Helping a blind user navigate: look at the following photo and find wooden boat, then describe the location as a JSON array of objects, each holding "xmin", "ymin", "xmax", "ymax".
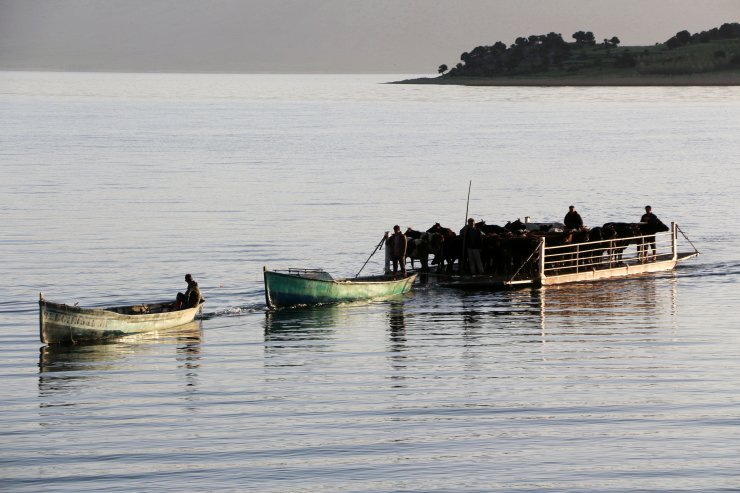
[
  {"xmin": 39, "ymin": 293, "xmax": 204, "ymax": 344},
  {"xmin": 263, "ymin": 267, "xmax": 417, "ymax": 309}
]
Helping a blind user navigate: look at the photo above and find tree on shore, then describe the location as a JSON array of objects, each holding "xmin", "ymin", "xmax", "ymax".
[
  {"xmin": 439, "ymin": 23, "xmax": 740, "ymax": 78},
  {"xmin": 572, "ymin": 31, "xmax": 596, "ymax": 46},
  {"xmin": 666, "ymin": 23, "xmax": 740, "ymax": 48}
]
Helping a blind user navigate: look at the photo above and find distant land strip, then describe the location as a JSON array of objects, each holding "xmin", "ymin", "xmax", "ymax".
[
  {"xmin": 395, "ymin": 23, "xmax": 740, "ymax": 86},
  {"xmin": 394, "ymin": 73, "xmax": 740, "ymax": 86}
]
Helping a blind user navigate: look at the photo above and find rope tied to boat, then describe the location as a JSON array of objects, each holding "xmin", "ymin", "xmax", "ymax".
[
  {"xmin": 676, "ymin": 224, "xmax": 700, "ymax": 254},
  {"xmin": 356, "ymin": 233, "xmax": 389, "ymax": 278},
  {"xmin": 507, "ymin": 240, "xmax": 543, "ymax": 284}
]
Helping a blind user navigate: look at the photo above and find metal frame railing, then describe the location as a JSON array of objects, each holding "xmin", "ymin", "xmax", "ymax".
[
  {"xmin": 272, "ymin": 268, "xmax": 334, "ymax": 280},
  {"xmin": 540, "ymin": 223, "xmax": 677, "ymax": 278}
]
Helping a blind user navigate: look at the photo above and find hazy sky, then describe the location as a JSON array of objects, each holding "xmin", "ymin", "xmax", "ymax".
[{"xmin": 1, "ymin": 0, "xmax": 738, "ymax": 73}]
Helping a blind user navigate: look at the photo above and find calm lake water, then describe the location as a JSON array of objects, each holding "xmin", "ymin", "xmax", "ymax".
[{"xmin": 2, "ymin": 72, "xmax": 740, "ymax": 492}]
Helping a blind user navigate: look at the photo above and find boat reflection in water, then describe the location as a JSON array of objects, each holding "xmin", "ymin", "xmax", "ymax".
[
  {"xmin": 38, "ymin": 321, "xmax": 203, "ymax": 403},
  {"xmin": 536, "ymin": 273, "xmax": 678, "ymax": 339},
  {"xmin": 387, "ymin": 301, "xmax": 406, "ymax": 349},
  {"xmin": 386, "ymin": 301, "xmax": 408, "ymax": 385},
  {"xmin": 262, "ymin": 305, "xmax": 351, "ymax": 372},
  {"xmin": 263, "ymin": 305, "xmax": 348, "ymax": 339}
]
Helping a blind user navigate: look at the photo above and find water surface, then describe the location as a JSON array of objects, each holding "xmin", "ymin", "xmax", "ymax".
[{"xmin": 2, "ymin": 72, "xmax": 740, "ymax": 492}]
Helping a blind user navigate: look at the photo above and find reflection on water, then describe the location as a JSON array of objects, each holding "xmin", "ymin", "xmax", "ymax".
[
  {"xmin": 1, "ymin": 72, "xmax": 737, "ymax": 492},
  {"xmin": 39, "ymin": 321, "xmax": 202, "ymax": 370},
  {"xmin": 387, "ymin": 301, "xmax": 407, "ymax": 382},
  {"xmin": 38, "ymin": 321, "xmax": 202, "ymax": 407},
  {"xmin": 537, "ymin": 275, "xmax": 677, "ymax": 342},
  {"xmin": 387, "ymin": 301, "xmax": 406, "ymax": 350},
  {"xmin": 262, "ymin": 305, "xmax": 347, "ymax": 369},
  {"xmin": 263, "ymin": 305, "xmax": 347, "ymax": 340},
  {"xmin": 259, "ymin": 277, "xmax": 680, "ymax": 360}
]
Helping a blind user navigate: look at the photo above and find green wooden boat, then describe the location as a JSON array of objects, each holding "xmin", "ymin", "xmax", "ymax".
[{"xmin": 263, "ymin": 267, "xmax": 417, "ymax": 309}]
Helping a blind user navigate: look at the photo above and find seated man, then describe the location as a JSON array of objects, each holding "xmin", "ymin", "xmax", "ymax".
[{"xmin": 175, "ymin": 274, "xmax": 201, "ymax": 309}]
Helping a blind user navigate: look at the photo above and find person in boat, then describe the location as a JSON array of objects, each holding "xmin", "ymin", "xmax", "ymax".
[
  {"xmin": 175, "ymin": 274, "xmax": 201, "ymax": 309},
  {"xmin": 460, "ymin": 218, "xmax": 485, "ymax": 274},
  {"xmin": 564, "ymin": 205, "xmax": 584, "ymax": 230},
  {"xmin": 386, "ymin": 225, "xmax": 407, "ymax": 277},
  {"xmin": 640, "ymin": 205, "xmax": 660, "ymax": 261}
]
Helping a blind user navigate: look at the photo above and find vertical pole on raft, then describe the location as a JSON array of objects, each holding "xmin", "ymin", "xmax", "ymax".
[
  {"xmin": 461, "ymin": 180, "xmax": 472, "ymax": 274},
  {"xmin": 263, "ymin": 266, "xmax": 273, "ymax": 309},
  {"xmin": 539, "ymin": 237, "xmax": 546, "ymax": 285},
  {"xmin": 671, "ymin": 222, "xmax": 677, "ymax": 261},
  {"xmin": 39, "ymin": 292, "xmax": 45, "ymax": 343}
]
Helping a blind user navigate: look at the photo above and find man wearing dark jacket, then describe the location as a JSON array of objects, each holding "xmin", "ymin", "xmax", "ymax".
[
  {"xmin": 460, "ymin": 218, "xmax": 485, "ymax": 274},
  {"xmin": 176, "ymin": 274, "xmax": 201, "ymax": 309},
  {"xmin": 564, "ymin": 205, "xmax": 584, "ymax": 230},
  {"xmin": 387, "ymin": 225, "xmax": 407, "ymax": 276},
  {"xmin": 640, "ymin": 205, "xmax": 661, "ymax": 261}
]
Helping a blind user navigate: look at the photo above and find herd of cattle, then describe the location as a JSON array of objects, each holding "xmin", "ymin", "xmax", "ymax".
[{"xmin": 397, "ymin": 218, "xmax": 670, "ymax": 277}]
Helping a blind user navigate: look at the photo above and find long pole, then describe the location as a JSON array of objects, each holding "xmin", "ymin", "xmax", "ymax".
[
  {"xmin": 356, "ymin": 233, "xmax": 388, "ymax": 277},
  {"xmin": 464, "ymin": 180, "xmax": 471, "ymax": 226},
  {"xmin": 461, "ymin": 180, "xmax": 472, "ymax": 274}
]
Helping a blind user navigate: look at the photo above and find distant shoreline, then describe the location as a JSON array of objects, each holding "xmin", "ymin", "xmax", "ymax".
[{"xmin": 393, "ymin": 72, "xmax": 740, "ymax": 86}]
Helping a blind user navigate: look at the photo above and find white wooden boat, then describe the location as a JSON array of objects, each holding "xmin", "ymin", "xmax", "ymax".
[{"xmin": 39, "ymin": 293, "xmax": 204, "ymax": 344}]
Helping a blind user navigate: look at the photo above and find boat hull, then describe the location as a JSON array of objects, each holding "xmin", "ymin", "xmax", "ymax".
[
  {"xmin": 539, "ymin": 253, "xmax": 696, "ymax": 286},
  {"xmin": 264, "ymin": 269, "xmax": 417, "ymax": 308},
  {"xmin": 39, "ymin": 298, "xmax": 204, "ymax": 344}
]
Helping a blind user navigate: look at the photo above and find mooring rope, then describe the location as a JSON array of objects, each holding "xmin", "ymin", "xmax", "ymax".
[
  {"xmin": 676, "ymin": 225, "xmax": 700, "ymax": 254},
  {"xmin": 508, "ymin": 241, "xmax": 542, "ymax": 283}
]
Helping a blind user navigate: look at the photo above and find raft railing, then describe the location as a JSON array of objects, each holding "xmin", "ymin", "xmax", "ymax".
[{"xmin": 539, "ymin": 223, "xmax": 678, "ymax": 278}]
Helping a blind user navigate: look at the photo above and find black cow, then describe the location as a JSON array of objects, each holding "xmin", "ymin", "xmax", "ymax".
[
  {"xmin": 404, "ymin": 228, "xmax": 443, "ymax": 271},
  {"xmin": 535, "ymin": 230, "xmax": 577, "ymax": 274},
  {"xmin": 440, "ymin": 235, "xmax": 463, "ymax": 273},
  {"xmin": 637, "ymin": 219, "xmax": 669, "ymax": 260},
  {"xmin": 425, "ymin": 223, "xmax": 459, "ymax": 272},
  {"xmin": 476, "ymin": 221, "xmax": 510, "ymax": 236},
  {"xmin": 603, "ymin": 222, "xmax": 641, "ymax": 264},
  {"xmin": 504, "ymin": 219, "xmax": 527, "ymax": 233},
  {"xmin": 502, "ymin": 235, "xmax": 541, "ymax": 278},
  {"xmin": 404, "ymin": 227, "xmax": 424, "ymax": 240},
  {"xmin": 584, "ymin": 225, "xmax": 617, "ymax": 268},
  {"xmin": 426, "ymin": 222, "xmax": 455, "ymax": 237},
  {"xmin": 479, "ymin": 233, "xmax": 509, "ymax": 275}
]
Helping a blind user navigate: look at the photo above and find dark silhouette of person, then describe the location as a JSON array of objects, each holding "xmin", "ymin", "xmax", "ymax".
[
  {"xmin": 460, "ymin": 218, "xmax": 485, "ymax": 274},
  {"xmin": 564, "ymin": 205, "xmax": 584, "ymax": 230},
  {"xmin": 640, "ymin": 205, "xmax": 660, "ymax": 260},
  {"xmin": 175, "ymin": 274, "xmax": 201, "ymax": 309},
  {"xmin": 387, "ymin": 225, "xmax": 407, "ymax": 276}
]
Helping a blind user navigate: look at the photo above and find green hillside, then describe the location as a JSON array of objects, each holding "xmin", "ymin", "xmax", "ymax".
[{"xmin": 428, "ymin": 23, "xmax": 740, "ymax": 83}]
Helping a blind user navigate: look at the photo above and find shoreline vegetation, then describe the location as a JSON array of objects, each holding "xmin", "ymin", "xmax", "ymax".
[{"xmin": 394, "ymin": 23, "xmax": 740, "ymax": 86}]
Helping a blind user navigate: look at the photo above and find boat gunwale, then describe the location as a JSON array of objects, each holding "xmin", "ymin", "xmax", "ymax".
[
  {"xmin": 40, "ymin": 299, "xmax": 205, "ymax": 321},
  {"xmin": 265, "ymin": 269, "xmax": 417, "ymax": 286},
  {"xmin": 39, "ymin": 296, "xmax": 205, "ymax": 344},
  {"xmin": 263, "ymin": 268, "xmax": 417, "ymax": 309}
]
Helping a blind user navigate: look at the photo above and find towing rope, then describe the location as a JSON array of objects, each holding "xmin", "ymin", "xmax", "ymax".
[
  {"xmin": 676, "ymin": 225, "xmax": 700, "ymax": 255},
  {"xmin": 507, "ymin": 240, "xmax": 542, "ymax": 284}
]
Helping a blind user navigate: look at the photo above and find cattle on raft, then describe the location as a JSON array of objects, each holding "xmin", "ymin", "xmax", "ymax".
[{"xmin": 397, "ymin": 217, "xmax": 672, "ymax": 277}]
